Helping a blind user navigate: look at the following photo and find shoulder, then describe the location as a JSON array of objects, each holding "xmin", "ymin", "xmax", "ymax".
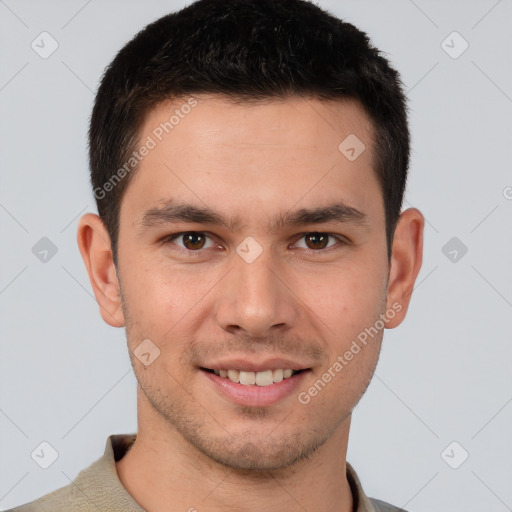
[
  {"xmin": 370, "ymin": 497, "xmax": 409, "ymax": 512},
  {"xmin": 5, "ymin": 434, "xmax": 141, "ymax": 512},
  {"xmin": 4, "ymin": 481, "xmax": 95, "ymax": 512},
  {"xmin": 346, "ymin": 462, "xmax": 408, "ymax": 512}
]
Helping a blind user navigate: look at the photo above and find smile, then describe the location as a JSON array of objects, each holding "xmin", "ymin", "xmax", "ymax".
[
  {"xmin": 202, "ymin": 368, "xmax": 303, "ymax": 386},
  {"xmin": 200, "ymin": 367, "xmax": 310, "ymax": 407}
]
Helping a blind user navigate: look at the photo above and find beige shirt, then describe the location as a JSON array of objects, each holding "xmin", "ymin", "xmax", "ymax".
[{"xmin": 7, "ymin": 434, "xmax": 407, "ymax": 512}]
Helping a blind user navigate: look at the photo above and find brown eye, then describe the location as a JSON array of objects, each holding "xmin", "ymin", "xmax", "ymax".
[
  {"xmin": 165, "ymin": 231, "xmax": 215, "ymax": 251},
  {"xmin": 181, "ymin": 232, "xmax": 206, "ymax": 250},
  {"xmin": 304, "ymin": 233, "xmax": 330, "ymax": 250}
]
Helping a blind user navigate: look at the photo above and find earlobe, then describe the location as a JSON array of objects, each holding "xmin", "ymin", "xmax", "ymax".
[
  {"xmin": 77, "ymin": 213, "xmax": 125, "ymax": 328},
  {"xmin": 385, "ymin": 208, "xmax": 424, "ymax": 329}
]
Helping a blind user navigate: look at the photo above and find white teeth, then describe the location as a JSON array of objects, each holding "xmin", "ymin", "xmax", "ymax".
[
  {"xmin": 214, "ymin": 368, "xmax": 299, "ymax": 386},
  {"xmin": 273, "ymin": 369, "xmax": 284, "ymax": 382},
  {"xmin": 227, "ymin": 369, "xmax": 240, "ymax": 383},
  {"xmin": 239, "ymin": 371, "xmax": 256, "ymax": 385},
  {"xmin": 255, "ymin": 370, "xmax": 273, "ymax": 386}
]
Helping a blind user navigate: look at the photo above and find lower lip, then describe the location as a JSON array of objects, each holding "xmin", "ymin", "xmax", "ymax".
[{"xmin": 201, "ymin": 369, "xmax": 309, "ymax": 407}]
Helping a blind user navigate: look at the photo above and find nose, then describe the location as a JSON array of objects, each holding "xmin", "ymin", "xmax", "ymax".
[{"xmin": 214, "ymin": 246, "xmax": 299, "ymax": 338}]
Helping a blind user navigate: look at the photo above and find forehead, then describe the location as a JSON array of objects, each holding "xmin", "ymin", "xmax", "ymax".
[
  {"xmin": 122, "ymin": 95, "xmax": 382, "ymax": 228},
  {"xmin": 141, "ymin": 94, "xmax": 375, "ymax": 156}
]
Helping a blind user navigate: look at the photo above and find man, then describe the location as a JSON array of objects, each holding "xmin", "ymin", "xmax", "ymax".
[{"xmin": 9, "ymin": 0, "xmax": 424, "ymax": 510}]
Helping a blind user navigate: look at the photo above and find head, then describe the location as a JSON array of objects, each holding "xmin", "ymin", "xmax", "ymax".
[
  {"xmin": 89, "ymin": 0, "xmax": 410, "ymax": 264},
  {"xmin": 78, "ymin": 0, "xmax": 423, "ymax": 472}
]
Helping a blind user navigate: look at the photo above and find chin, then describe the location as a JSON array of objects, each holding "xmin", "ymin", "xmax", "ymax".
[{"xmin": 190, "ymin": 431, "xmax": 328, "ymax": 472}]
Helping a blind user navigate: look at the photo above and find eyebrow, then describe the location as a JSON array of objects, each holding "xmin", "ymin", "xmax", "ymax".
[{"xmin": 138, "ymin": 200, "xmax": 368, "ymax": 232}]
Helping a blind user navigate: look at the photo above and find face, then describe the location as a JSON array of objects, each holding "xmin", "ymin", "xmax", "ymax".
[{"xmin": 93, "ymin": 96, "xmax": 403, "ymax": 470}]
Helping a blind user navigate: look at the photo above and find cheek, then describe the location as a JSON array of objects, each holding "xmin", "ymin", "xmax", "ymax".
[
  {"xmin": 313, "ymin": 264, "xmax": 386, "ymax": 401},
  {"xmin": 303, "ymin": 263, "xmax": 386, "ymax": 342},
  {"xmin": 119, "ymin": 254, "xmax": 173, "ymax": 332},
  {"xmin": 120, "ymin": 254, "xmax": 217, "ymax": 341}
]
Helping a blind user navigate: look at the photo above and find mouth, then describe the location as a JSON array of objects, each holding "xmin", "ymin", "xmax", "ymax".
[
  {"xmin": 199, "ymin": 364, "xmax": 311, "ymax": 407},
  {"xmin": 200, "ymin": 367, "xmax": 306, "ymax": 386}
]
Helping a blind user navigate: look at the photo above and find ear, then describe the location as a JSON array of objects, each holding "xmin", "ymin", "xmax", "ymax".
[
  {"xmin": 77, "ymin": 213, "xmax": 125, "ymax": 328},
  {"xmin": 385, "ymin": 207, "xmax": 424, "ymax": 328}
]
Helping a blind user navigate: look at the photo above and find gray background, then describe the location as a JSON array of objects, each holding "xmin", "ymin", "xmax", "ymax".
[{"xmin": 1, "ymin": 0, "xmax": 511, "ymax": 510}]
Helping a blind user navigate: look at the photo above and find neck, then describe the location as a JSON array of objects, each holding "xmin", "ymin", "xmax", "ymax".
[{"xmin": 115, "ymin": 391, "xmax": 354, "ymax": 512}]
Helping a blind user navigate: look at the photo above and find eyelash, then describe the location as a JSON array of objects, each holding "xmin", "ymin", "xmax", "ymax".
[{"xmin": 161, "ymin": 231, "xmax": 349, "ymax": 255}]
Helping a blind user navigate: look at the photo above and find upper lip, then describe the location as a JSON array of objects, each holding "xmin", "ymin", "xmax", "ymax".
[{"xmin": 200, "ymin": 357, "xmax": 311, "ymax": 372}]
